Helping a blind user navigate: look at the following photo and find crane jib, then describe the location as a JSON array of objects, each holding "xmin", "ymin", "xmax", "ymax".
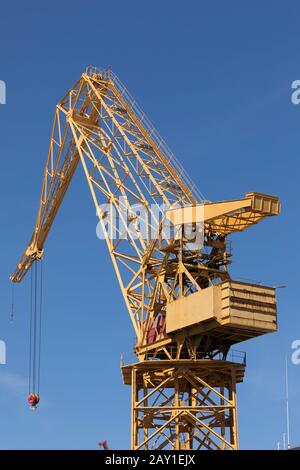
[{"xmin": 10, "ymin": 67, "xmax": 281, "ymax": 449}]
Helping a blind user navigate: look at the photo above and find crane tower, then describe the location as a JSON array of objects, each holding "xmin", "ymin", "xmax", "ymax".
[{"xmin": 11, "ymin": 67, "xmax": 280, "ymax": 450}]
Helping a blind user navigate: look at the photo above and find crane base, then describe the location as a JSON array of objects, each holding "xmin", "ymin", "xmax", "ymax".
[{"xmin": 121, "ymin": 359, "xmax": 245, "ymax": 450}]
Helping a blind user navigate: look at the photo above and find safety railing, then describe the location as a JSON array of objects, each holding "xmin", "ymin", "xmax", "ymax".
[{"xmin": 121, "ymin": 348, "xmax": 246, "ymax": 366}]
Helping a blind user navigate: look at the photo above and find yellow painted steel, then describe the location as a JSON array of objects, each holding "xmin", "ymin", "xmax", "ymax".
[{"xmin": 10, "ymin": 67, "xmax": 281, "ymax": 450}]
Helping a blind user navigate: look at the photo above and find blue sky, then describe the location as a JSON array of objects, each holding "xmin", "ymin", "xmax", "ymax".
[{"xmin": 0, "ymin": 0, "xmax": 299, "ymax": 450}]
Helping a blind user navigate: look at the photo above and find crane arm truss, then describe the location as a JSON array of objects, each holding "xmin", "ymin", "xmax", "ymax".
[
  {"xmin": 10, "ymin": 67, "xmax": 202, "ymax": 340},
  {"xmin": 10, "ymin": 67, "xmax": 281, "ymax": 450},
  {"xmin": 10, "ymin": 67, "xmax": 280, "ymax": 359}
]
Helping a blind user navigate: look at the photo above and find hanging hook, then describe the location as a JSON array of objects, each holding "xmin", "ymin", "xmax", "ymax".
[{"xmin": 28, "ymin": 392, "xmax": 40, "ymax": 410}]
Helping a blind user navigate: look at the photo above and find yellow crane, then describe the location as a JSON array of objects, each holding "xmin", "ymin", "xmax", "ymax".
[{"xmin": 11, "ymin": 67, "xmax": 281, "ymax": 450}]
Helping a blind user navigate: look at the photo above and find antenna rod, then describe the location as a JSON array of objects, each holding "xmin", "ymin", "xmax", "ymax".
[{"xmin": 285, "ymin": 356, "xmax": 291, "ymax": 449}]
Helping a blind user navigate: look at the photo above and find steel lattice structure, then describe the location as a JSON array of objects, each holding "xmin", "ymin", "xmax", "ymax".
[
  {"xmin": 11, "ymin": 67, "xmax": 280, "ymax": 449},
  {"xmin": 122, "ymin": 359, "xmax": 243, "ymax": 450}
]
